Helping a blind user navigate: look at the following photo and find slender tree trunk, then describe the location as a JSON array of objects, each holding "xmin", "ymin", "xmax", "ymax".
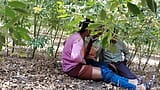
[
  {"xmin": 6, "ymin": 38, "xmax": 9, "ymax": 56},
  {"xmin": 128, "ymin": 45, "xmax": 139, "ymax": 67},
  {"xmin": 51, "ymin": 25, "xmax": 59, "ymax": 56},
  {"xmin": 54, "ymin": 29, "xmax": 64, "ymax": 58},
  {"xmin": 52, "ymin": 26, "xmax": 59, "ymax": 45},
  {"xmin": 11, "ymin": 41, "xmax": 15, "ymax": 53},
  {"xmin": 143, "ymin": 43, "xmax": 155, "ymax": 70},
  {"xmin": 31, "ymin": 14, "xmax": 38, "ymax": 59},
  {"xmin": 33, "ymin": 14, "xmax": 37, "ymax": 38},
  {"xmin": 31, "ymin": 47, "xmax": 37, "ymax": 59},
  {"xmin": 37, "ymin": 20, "xmax": 42, "ymax": 38},
  {"xmin": 137, "ymin": 46, "xmax": 143, "ymax": 71}
]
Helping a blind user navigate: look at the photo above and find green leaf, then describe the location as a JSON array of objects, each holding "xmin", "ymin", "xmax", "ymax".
[
  {"xmin": 12, "ymin": 31, "xmax": 21, "ymax": 41},
  {"xmin": 102, "ymin": 32, "xmax": 112, "ymax": 48},
  {"xmin": 102, "ymin": 35, "xmax": 108, "ymax": 48},
  {"xmin": 146, "ymin": 0, "xmax": 157, "ymax": 13},
  {"xmin": 57, "ymin": 1, "xmax": 64, "ymax": 7},
  {"xmin": 5, "ymin": 6, "xmax": 15, "ymax": 18},
  {"xmin": 141, "ymin": 0, "xmax": 147, "ymax": 6},
  {"xmin": 88, "ymin": 23, "xmax": 102, "ymax": 30},
  {"xmin": 13, "ymin": 8, "xmax": 30, "ymax": 15},
  {"xmin": 109, "ymin": 43, "xmax": 117, "ymax": 53},
  {"xmin": 4, "ymin": 17, "xmax": 20, "ymax": 27},
  {"xmin": 127, "ymin": 2, "xmax": 140, "ymax": 15},
  {"xmin": 130, "ymin": 31, "xmax": 142, "ymax": 36},
  {"xmin": 87, "ymin": 0, "xmax": 94, "ymax": 7},
  {"xmin": 110, "ymin": 1, "xmax": 119, "ymax": 11},
  {"xmin": 100, "ymin": 9, "xmax": 106, "ymax": 20},
  {"xmin": 57, "ymin": 14, "xmax": 69, "ymax": 18},
  {"xmin": 16, "ymin": 27, "xmax": 31, "ymax": 40},
  {"xmin": 0, "ymin": 7, "xmax": 5, "ymax": 15},
  {"xmin": 8, "ymin": 1, "xmax": 26, "ymax": 8}
]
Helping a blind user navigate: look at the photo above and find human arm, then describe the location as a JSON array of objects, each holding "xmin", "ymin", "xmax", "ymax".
[{"xmin": 71, "ymin": 38, "xmax": 85, "ymax": 64}]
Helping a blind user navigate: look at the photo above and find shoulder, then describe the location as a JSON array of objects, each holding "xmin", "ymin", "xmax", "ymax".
[{"xmin": 72, "ymin": 32, "xmax": 83, "ymax": 43}]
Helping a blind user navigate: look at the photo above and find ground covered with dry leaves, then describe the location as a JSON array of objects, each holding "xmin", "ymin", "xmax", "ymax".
[{"xmin": 0, "ymin": 55, "xmax": 159, "ymax": 90}]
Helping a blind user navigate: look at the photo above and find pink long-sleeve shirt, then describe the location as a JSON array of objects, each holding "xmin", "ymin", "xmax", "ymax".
[{"xmin": 62, "ymin": 32, "xmax": 84, "ymax": 72}]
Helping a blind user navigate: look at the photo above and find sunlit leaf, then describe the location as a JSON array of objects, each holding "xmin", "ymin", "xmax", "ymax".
[
  {"xmin": 8, "ymin": 1, "xmax": 26, "ymax": 8},
  {"xmin": 88, "ymin": 23, "xmax": 102, "ymax": 30},
  {"xmin": 5, "ymin": 6, "xmax": 15, "ymax": 18},
  {"xmin": 57, "ymin": 14, "xmax": 69, "ymax": 18},
  {"xmin": 110, "ymin": 1, "xmax": 119, "ymax": 11},
  {"xmin": 57, "ymin": 1, "xmax": 64, "ymax": 7}
]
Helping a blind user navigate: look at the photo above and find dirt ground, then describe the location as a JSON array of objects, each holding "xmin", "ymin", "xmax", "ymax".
[{"xmin": 0, "ymin": 54, "xmax": 159, "ymax": 90}]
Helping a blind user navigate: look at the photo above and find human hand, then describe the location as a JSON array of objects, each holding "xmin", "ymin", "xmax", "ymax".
[{"xmin": 82, "ymin": 59, "xmax": 86, "ymax": 64}]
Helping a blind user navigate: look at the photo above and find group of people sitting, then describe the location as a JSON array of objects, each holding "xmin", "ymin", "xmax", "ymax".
[{"xmin": 61, "ymin": 18, "xmax": 146, "ymax": 90}]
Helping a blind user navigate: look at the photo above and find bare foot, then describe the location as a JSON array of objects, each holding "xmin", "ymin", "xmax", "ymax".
[{"xmin": 137, "ymin": 84, "xmax": 146, "ymax": 90}]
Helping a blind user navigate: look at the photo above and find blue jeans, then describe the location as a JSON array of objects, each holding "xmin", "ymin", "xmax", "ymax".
[{"xmin": 113, "ymin": 62, "xmax": 137, "ymax": 79}]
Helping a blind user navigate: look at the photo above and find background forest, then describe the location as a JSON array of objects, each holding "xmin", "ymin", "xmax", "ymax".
[{"xmin": 0, "ymin": 0, "xmax": 160, "ymax": 89}]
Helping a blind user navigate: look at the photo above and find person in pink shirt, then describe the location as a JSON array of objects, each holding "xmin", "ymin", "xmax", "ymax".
[{"xmin": 61, "ymin": 18, "xmax": 145, "ymax": 90}]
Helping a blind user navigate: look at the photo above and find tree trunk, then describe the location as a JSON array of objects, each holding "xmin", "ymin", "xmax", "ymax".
[
  {"xmin": 54, "ymin": 29, "xmax": 64, "ymax": 58},
  {"xmin": 31, "ymin": 14, "xmax": 38, "ymax": 59},
  {"xmin": 31, "ymin": 47, "xmax": 37, "ymax": 59},
  {"xmin": 128, "ymin": 44, "xmax": 139, "ymax": 67},
  {"xmin": 11, "ymin": 40, "xmax": 15, "ymax": 53},
  {"xmin": 51, "ymin": 26, "xmax": 59, "ymax": 56},
  {"xmin": 6, "ymin": 38, "xmax": 9, "ymax": 56},
  {"xmin": 143, "ymin": 42, "xmax": 155, "ymax": 70}
]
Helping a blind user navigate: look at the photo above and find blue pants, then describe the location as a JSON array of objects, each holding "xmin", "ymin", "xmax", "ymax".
[
  {"xmin": 113, "ymin": 62, "xmax": 137, "ymax": 79},
  {"xmin": 85, "ymin": 59, "xmax": 136, "ymax": 89}
]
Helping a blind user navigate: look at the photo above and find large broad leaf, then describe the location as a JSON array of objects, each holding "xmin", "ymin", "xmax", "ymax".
[
  {"xmin": 16, "ymin": 27, "xmax": 31, "ymax": 41},
  {"xmin": 102, "ymin": 31, "xmax": 112, "ymax": 48},
  {"xmin": 127, "ymin": 2, "xmax": 140, "ymax": 15},
  {"xmin": 5, "ymin": 6, "xmax": 15, "ymax": 18},
  {"xmin": 146, "ymin": 0, "xmax": 157, "ymax": 13},
  {"xmin": 8, "ymin": 1, "xmax": 26, "ymax": 8}
]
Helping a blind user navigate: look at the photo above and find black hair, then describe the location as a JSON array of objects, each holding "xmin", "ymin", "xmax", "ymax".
[{"xmin": 78, "ymin": 18, "xmax": 94, "ymax": 33}]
